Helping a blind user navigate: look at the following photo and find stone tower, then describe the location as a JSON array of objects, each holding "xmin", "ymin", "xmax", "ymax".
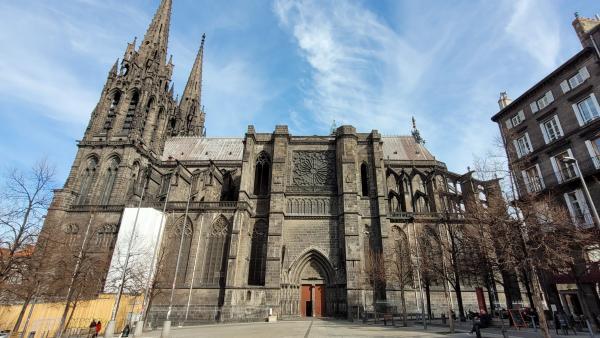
[{"xmin": 39, "ymin": 0, "xmax": 205, "ymax": 294}]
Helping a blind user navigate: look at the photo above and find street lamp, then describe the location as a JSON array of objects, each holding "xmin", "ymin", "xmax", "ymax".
[{"xmin": 561, "ymin": 156, "xmax": 600, "ymax": 229}]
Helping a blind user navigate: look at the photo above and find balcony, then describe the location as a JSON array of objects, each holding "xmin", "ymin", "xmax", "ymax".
[
  {"xmin": 388, "ymin": 211, "xmax": 464, "ymax": 222},
  {"xmin": 557, "ymin": 166, "xmax": 578, "ymax": 183},
  {"xmin": 525, "ymin": 177, "xmax": 544, "ymax": 193},
  {"xmin": 144, "ymin": 200, "xmax": 250, "ymax": 212}
]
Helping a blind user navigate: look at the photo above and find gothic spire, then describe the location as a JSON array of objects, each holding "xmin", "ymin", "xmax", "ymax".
[
  {"xmin": 138, "ymin": 0, "xmax": 172, "ymax": 64},
  {"xmin": 179, "ymin": 34, "xmax": 206, "ymax": 136}
]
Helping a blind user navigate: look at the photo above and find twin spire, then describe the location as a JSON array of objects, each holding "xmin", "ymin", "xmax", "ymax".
[{"xmin": 135, "ymin": 0, "xmax": 205, "ymax": 136}]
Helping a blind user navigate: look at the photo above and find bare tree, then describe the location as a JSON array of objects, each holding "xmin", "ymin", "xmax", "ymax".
[
  {"xmin": 0, "ymin": 159, "xmax": 54, "ymax": 285},
  {"xmin": 387, "ymin": 228, "xmax": 413, "ymax": 326}
]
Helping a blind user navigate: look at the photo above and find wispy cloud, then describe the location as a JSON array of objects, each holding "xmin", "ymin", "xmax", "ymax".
[
  {"xmin": 506, "ymin": 0, "xmax": 560, "ymax": 69},
  {"xmin": 273, "ymin": 0, "xmax": 431, "ymax": 130}
]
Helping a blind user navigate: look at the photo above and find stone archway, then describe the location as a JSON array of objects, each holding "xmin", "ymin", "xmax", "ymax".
[{"xmin": 288, "ymin": 249, "xmax": 335, "ymax": 317}]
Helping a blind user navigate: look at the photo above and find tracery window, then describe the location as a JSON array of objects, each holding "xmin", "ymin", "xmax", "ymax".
[
  {"xmin": 64, "ymin": 224, "xmax": 79, "ymax": 246},
  {"xmin": 140, "ymin": 97, "xmax": 154, "ymax": 134},
  {"xmin": 95, "ymin": 224, "xmax": 117, "ymax": 249},
  {"xmin": 77, "ymin": 156, "xmax": 98, "ymax": 205},
  {"xmin": 169, "ymin": 216, "xmax": 193, "ymax": 284},
  {"xmin": 253, "ymin": 152, "xmax": 271, "ymax": 196},
  {"xmin": 100, "ymin": 157, "xmax": 120, "ymax": 205},
  {"xmin": 202, "ymin": 216, "xmax": 230, "ymax": 286},
  {"xmin": 248, "ymin": 220, "xmax": 268, "ymax": 286}
]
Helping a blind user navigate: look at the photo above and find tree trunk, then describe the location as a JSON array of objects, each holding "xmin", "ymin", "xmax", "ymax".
[
  {"xmin": 64, "ymin": 301, "xmax": 79, "ymax": 335},
  {"xmin": 400, "ymin": 284, "xmax": 407, "ymax": 327},
  {"xmin": 444, "ymin": 280, "xmax": 455, "ymax": 333},
  {"xmin": 12, "ymin": 293, "xmax": 32, "ymax": 334},
  {"xmin": 530, "ymin": 269, "xmax": 551, "ymax": 338},
  {"xmin": 425, "ymin": 282, "xmax": 432, "ymax": 320},
  {"xmin": 56, "ymin": 286, "xmax": 76, "ymax": 338},
  {"xmin": 521, "ymin": 269, "xmax": 535, "ymax": 310}
]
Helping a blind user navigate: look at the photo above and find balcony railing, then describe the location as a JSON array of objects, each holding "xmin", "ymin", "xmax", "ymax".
[
  {"xmin": 558, "ymin": 166, "xmax": 578, "ymax": 183},
  {"xmin": 525, "ymin": 177, "xmax": 543, "ymax": 193},
  {"xmin": 144, "ymin": 200, "xmax": 250, "ymax": 211},
  {"xmin": 388, "ymin": 211, "xmax": 464, "ymax": 221}
]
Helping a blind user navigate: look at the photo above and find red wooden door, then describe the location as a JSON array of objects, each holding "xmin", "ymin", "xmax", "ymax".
[
  {"xmin": 300, "ymin": 285, "xmax": 311, "ymax": 317},
  {"xmin": 314, "ymin": 285, "xmax": 325, "ymax": 317}
]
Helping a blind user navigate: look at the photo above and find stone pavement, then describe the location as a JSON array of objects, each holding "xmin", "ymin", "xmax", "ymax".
[{"xmin": 126, "ymin": 319, "xmax": 596, "ymax": 338}]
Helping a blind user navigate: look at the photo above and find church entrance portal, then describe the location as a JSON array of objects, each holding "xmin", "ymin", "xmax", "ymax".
[{"xmin": 300, "ymin": 284, "xmax": 325, "ymax": 317}]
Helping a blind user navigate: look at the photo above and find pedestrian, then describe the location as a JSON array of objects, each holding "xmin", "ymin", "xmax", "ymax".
[
  {"xmin": 94, "ymin": 320, "xmax": 102, "ymax": 338},
  {"xmin": 89, "ymin": 320, "xmax": 97, "ymax": 337},
  {"xmin": 121, "ymin": 324, "xmax": 130, "ymax": 337},
  {"xmin": 469, "ymin": 311, "xmax": 481, "ymax": 336}
]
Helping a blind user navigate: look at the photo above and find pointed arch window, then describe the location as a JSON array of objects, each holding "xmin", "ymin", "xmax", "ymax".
[
  {"xmin": 360, "ymin": 163, "xmax": 369, "ymax": 196},
  {"xmin": 415, "ymin": 195, "xmax": 429, "ymax": 213},
  {"xmin": 100, "ymin": 157, "xmax": 120, "ymax": 205},
  {"xmin": 248, "ymin": 220, "xmax": 268, "ymax": 286},
  {"xmin": 202, "ymin": 216, "xmax": 230, "ymax": 286},
  {"xmin": 64, "ymin": 224, "xmax": 79, "ymax": 246},
  {"xmin": 77, "ymin": 156, "xmax": 98, "ymax": 205},
  {"xmin": 95, "ymin": 224, "xmax": 117, "ymax": 249},
  {"xmin": 122, "ymin": 91, "xmax": 139, "ymax": 131},
  {"xmin": 391, "ymin": 227, "xmax": 413, "ymax": 286},
  {"xmin": 169, "ymin": 216, "xmax": 193, "ymax": 284},
  {"xmin": 253, "ymin": 152, "xmax": 271, "ymax": 196},
  {"xmin": 105, "ymin": 91, "xmax": 121, "ymax": 130},
  {"xmin": 150, "ymin": 108, "xmax": 165, "ymax": 148}
]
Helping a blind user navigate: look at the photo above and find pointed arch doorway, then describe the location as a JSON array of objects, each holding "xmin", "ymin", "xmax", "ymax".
[{"xmin": 290, "ymin": 249, "xmax": 335, "ymax": 318}]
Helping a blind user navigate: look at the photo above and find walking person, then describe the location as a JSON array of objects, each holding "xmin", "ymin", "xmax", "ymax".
[
  {"xmin": 94, "ymin": 320, "xmax": 102, "ymax": 338},
  {"xmin": 89, "ymin": 320, "xmax": 97, "ymax": 338},
  {"xmin": 121, "ymin": 324, "xmax": 130, "ymax": 337}
]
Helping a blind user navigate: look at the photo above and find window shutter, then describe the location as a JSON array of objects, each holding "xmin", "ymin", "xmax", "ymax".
[
  {"xmin": 551, "ymin": 156, "xmax": 562, "ymax": 183},
  {"xmin": 545, "ymin": 90, "xmax": 554, "ymax": 104},
  {"xmin": 518, "ymin": 110, "xmax": 525, "ymax": 122},
  {"xmin": 591, "ymin": 93, "xmax": 600, "ymax": 112},
  {"xmin": 575, "ymin": 189, "xmax": 593, "ymax": 226},
  {"xmin": 505, "ymin": 119, "xmax": 513, "ymax": 129},
  {"xmin": 585, "ymin": 140, "xmax": 600, "ymax": 169},
  {"xmin": 525, "ymin": 133, "xmax": 533, "ymax": 152},
  {"xmin": 530, "ymin": 102, "xmax": 539, "ymax": 113},
  {"xmin": 573, "ymin": 103, "xmax": 584, "ymax": 126},
  {"xmin": 539, "ymin": 122, "xmax": 549, "ymax": 144},
  {"xmin": 513, "ymin": 140, "xmax": 522, "ymax": 158},
  {"xmin": 554, "ymin": 115, "xmax": 564, "ymax": 137},
  {"xmin": 563, "ymin": 193, "xmax": 576, "ymax": 222},
  {"xmin": 560, "ymin": 80, "xmax": 570, "ymax": 94},
  {"xmin": 579, "ymin": 66, "xmax": 590, "ymax": 80},
  {"xmin": 536, "ymin": 164, "xmax": 545, "ymax": 189},
  {"xmin": 521, "ymin": 170, "xmax": 531, "ymax": 193}
]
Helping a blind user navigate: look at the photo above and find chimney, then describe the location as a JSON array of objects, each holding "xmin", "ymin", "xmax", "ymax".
[
  {"xmin": 572, "ymin": 12, "xmax": 600, "ymax": 48},
  {"xmin": 498, "ymin": 92, "xmax": 512, "ymax": 109}
]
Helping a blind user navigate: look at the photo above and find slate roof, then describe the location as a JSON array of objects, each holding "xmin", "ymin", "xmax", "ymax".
[
  {"xmin": 381, "ymin": 136, "xmax": 435, "ymax": 161},
  {"xmin": 161, "ymin": 135, "xmax": 434, "ymax": 162},
  {"xmin": 161, "ymin": 137, "xmax": 244, "ymax": 161}
]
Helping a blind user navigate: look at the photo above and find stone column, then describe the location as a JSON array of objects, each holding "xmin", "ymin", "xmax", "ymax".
[
  {"xmin": 265, "ymin": 125, "xmax": 289, "ymax": 314},
  {"xmin": 335, "ymin": 125, "xmax": 361, "ymax": 319}
]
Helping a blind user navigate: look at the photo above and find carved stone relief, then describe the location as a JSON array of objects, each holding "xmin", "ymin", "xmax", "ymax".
[{"xmin": 286, "ymin": 197, "xmax": 337, "ymax": 215}]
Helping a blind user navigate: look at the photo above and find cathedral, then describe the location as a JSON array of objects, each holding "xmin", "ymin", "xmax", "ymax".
[{"xmin": 40, "ymin": 0, "xmax": 525, "ymax": 325}]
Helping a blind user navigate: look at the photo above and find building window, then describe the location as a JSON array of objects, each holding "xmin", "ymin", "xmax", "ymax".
[
  {"xmin": 540, "ymin": 115, "xmax": 563, "ymax": 144},
  {"xmin": 513, "ymin": 133, "xmax": 533, "ymax": 158},
  {"xmin": 507, "ymin": 110, "xmax": 525, "ymax": 129},
  {"xmin": 253, "ymin": 152, "xmax": 270, "ymax": 196},
  {"xmin": 100, "ymin": 157, "xmax": 120, "ymax": 205},
  {"xmin": 159, "ymin": 173, "xmax": 172, "ymax": 196},
  {"xmin": 77, "ymin": 156, "xmax": 98, "ymax": 205},
  {"xmin": 248, "ymin": 220, "xmax": 268, "ymax": 286},
  {"xmin": 530, "ymin": 91, "xmax": 554, "ymax": 113},
  {"xmin": 360, "ymin": 163, "xmax": 369, "ymax": 197},
  {"xmin": 574, "ymin": 95, "xmax": 600, "ymax": 125},
  {"xmin": 521, "ymin": 165, "xmax": 544, "ymax": 193},
  {"xmin": 95, "ymin": 224, "xmax": 117, "ymax": 249},
  {"xmin": 561, "ymin": 66, "xmax": 590, "ymax": 93},
  {"xmin": 415, "ymin": 195, "xmax": 429, "ymax": 213},
  {"xmin": 551, "ymin": 150, "xmax": 577, "ymax": 183},
  {"xmin": 202, "ymin": 216, "xmax": 229, "ymax": 286},
  {"xmin": 64, "ymin": 224, "xmax": 79, "ymax": 246},
  {"xmin": 585, "ymin": 137, "xmax": 600, "ymax": 169},
  {"xmin": 122, "ymin": 91, "xmax": 139, "ymax": 131},
  {"xmin": 564, "ymin": 190, "xmax": 593, "ymax": 228}
]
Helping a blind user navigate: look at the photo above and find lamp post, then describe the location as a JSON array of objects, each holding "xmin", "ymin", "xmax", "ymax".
[{"xmin": 561, "ymin": 156, "xmax": 600, "ymax": 229}]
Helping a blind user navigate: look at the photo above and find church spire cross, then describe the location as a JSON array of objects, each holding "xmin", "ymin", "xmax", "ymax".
[
  {"xmin": 179, "ymin": 33, "xmax": 206, "ymax": 136},
  {"xmin": 138, "ymin": 0, "xmax": 172, "ymax": 64}
]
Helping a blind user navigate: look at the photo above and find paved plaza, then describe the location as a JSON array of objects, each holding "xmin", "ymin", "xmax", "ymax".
[{"xmin": 133, "ymin": 319, "xmax": 594, "ymax": 338}]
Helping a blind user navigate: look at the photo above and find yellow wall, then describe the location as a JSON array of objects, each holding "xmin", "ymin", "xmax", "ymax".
[{"xmin": 0, "ymin": 294, "xmax": 142, "ymax": 337}]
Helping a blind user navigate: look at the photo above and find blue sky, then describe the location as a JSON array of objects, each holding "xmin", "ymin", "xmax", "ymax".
[{"xmin": 0, "ymin": 0, "xmax": 597, "ymax": 184}]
